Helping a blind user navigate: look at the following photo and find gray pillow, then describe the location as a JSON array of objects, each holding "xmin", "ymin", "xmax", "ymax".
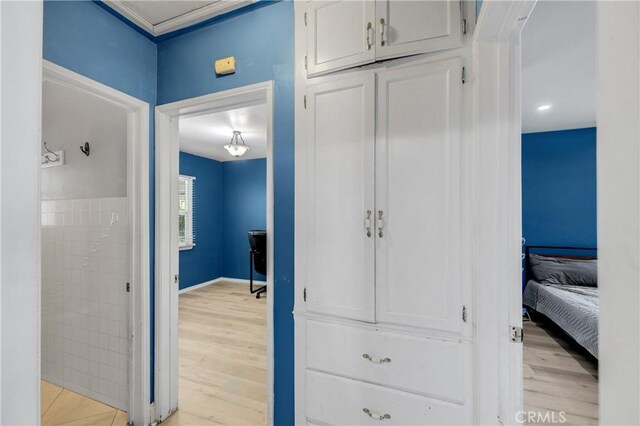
[{"xmin": 529, "ymin": 254, "xmax": 597, "ymax": 287}]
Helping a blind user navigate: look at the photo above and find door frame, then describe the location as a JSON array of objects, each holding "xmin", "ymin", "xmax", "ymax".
[
  {"xmin": 472, "ymin": 1, "xmax": 536, "ymax": 424},
  {"xmin": 154, "ymin": 81, "xmax": 275, "ymax": 423},
  {"xmin": 42, "ymin": 60, "xmax": 151, "ymax": 425}
]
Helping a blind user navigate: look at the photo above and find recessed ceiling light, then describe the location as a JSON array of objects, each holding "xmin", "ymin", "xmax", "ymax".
[{"xmin": 536, "ymin": 104, "xmax": 552, "ymax": 111}]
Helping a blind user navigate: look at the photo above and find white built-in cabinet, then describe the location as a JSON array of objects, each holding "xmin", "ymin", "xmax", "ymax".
[
  {"xmin": 306, "ymin": 57, "xmax": 464, "ymax": 334},
  {"xmin": 299, "ymin": 2, "xmax": 472, "ymax": 423},
  {"xmin": 305, "ymin": 74, "xmax": 376, "ymax": 322},
  {"xmin": 375, "ymin": 57, "xmax": 463, "ymax": 333},
  {"xmin": 306, "ymin": 0, "xmax": 463, "ymax": 76},
  {"xmin": 302, "ymin": 55, "xmax": 471, "ymax": 425}
]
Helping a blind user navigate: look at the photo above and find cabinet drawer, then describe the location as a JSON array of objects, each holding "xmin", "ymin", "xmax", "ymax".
[
  {"xmin": 306, "ymin": 320, "xmax": 467, "ymax": 403},
  {"xmin": 306, "ymin": 370, "xmax": 468, "ymax": 425}
]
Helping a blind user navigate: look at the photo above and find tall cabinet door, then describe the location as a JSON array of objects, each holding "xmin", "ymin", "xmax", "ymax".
[
  {"xmin": 375, "ymin": 0, "xmax": 462, "ymax": 61},
  {"xmin": 306, "ymin": 74, "xmax": 376, "ymax": 322},
  {"xmin": 376, "ymin": 57, "xmax": 463, "ymax": 333},
  {"xmin": 307, "ymin": 1, "xmax": 376, "ymax": 77}
]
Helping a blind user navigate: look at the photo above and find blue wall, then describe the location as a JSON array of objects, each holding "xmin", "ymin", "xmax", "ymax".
[
  {"xmin": 178, "ymin": 154, "xmax": 267, "ymax": 289},
  {"xmin": 45, "ymin": 1, "xmax": 294, "ymax": 419},
  {"xmin": 43, "ymin": 0, "xmax": 159, "ymax": 400},
  {"xmin": 157, "ymin": 3, "xmax": 295, "ymax": 423},
  {"xmin": 222, "ymin": 159, "xmax": 267, "ymax": 280},
  {"xmin": 522, "ymin": 127, "xmax": 597, "ymax": 248},
  {"xmin": 179, "ymin": 152, "xmax": 223, "ymax": 290}
]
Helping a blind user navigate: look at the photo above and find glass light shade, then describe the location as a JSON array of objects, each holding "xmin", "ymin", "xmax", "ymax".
[
  {"xmin": 224, "ymin": 130, "xmax": 250, "ymax": 158},
  {"xmin": 224, "ymin": 143, "xmax": 250, "ymax": 157}
]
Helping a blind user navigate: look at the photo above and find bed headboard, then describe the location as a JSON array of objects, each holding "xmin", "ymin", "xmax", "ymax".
[{"xmin": 523, "ymin": 245, "xmax": 598, "ymax": 285}]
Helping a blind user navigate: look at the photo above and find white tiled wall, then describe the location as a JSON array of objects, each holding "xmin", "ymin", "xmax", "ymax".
[{"xmin": 41, "ymin": 197, "xmax": 129, "ymax": 410}]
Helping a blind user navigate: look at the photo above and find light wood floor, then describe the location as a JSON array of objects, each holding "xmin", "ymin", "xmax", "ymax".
[
  {"xmin": 41, "ymin": 381, "xmax": 127, "ymax": 426},
  {"xmin": 524, "ymin": 318, "xmax": 598, "ymax": 425},
  {"xmin": 163, "ymin": 281, "xmax": 267, "ymax": 426}
]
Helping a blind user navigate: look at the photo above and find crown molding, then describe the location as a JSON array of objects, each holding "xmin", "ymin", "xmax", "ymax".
[{"xmin": 103, "ymin": 0, "xmax": 256, "ymax": 37}]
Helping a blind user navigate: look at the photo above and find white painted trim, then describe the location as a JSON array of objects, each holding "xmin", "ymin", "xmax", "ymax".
[
  {"xmin": 472, "ymin": 2, "xmax": 536, "ymax": 425},
  {"xmin": 597, "ymin": 3, "xmax": 640, "ymax": 423},
  {"xmin": 178, "ymin": 278, "xmax": 224, "ymax": 294},
  {"xmin": 0, "ymin": 2, "xmax": 43, "ymax": 423},
  {"xmin": 42, "ymin": 60, "xmax": 151, "ymax": 426},
  {"xmin": 293, "ymin": 3, "xmax": 307, "ymax": 424},
  {"xmin": 178, "ymin": 277, "xmax": 267, "ymax": 294},
  {"xmin": 102, "ymin": 0, "xmax": 154, "ymax": 34},
  {"xmin": 103, "ymin": 0, "xmax": 256, "ymax": 37},
  {"xmin": 155, "ymin": 81, "xmax": 275, "ymax": 425},
  {"xmin": 217, "ymin": 277, "xmax": 267, "ymax": 285}
]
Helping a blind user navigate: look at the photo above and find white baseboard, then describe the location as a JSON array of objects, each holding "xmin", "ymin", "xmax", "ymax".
[
  {"xmin": 179, "ymin": 277, "xmax": 267, "ymax": 294},
  {"xmin": 221, "ymin": 277, "xmax": 267, "ymax": 285}
]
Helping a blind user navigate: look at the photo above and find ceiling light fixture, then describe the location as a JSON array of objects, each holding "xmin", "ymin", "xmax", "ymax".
[
  {"xmin": 536, "ymin": 104, "xmax": 552, "ymax": 111},
  {"xmin": 224, "ymin": 130, "xmax": 250, "ymax": 158}
]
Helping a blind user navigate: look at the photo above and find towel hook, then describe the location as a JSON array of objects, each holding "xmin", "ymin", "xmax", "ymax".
[
  {"xmin": 80, "ymin": 142, "xmax": 90, "ymax": 157},
  {"xmin": 41, "ymin": 141, "xmax": 60, "ymax": 164}
]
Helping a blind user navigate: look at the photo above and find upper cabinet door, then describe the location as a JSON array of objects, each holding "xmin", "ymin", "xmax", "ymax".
[
  {"xmin": 307, "ymin": 1, "xmax": 376, "ymax": 77},
  {"xmin": 305, "ymin": 74, "xmax": 376, "ymax": 322},
  {"xmin": 375, "ymin": 0, "xmax": 462, "ymax": 61},
  {"xmin": 375, "ymin": 57, "xmax": 463, "ymax": 333}
]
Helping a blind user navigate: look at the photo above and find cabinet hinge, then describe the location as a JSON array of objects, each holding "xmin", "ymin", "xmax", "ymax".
[
  {"xmin": 460, "ymin": 0, "xmax": 467, "ymax": 35},
  {"xmin": 304, "ymin": 95, "xmax": 307, "ymax": 109},
  {"xmin": 304, "ymin": 55, "xmax": 308, "ymax": 70},
  {"xmin": 461, "ymin": 67, "xmax": 466, "ymax": 84},
  {"xmin": 462, "ymin": 305, "xmax": 467, "ymax": 322},
  {"xmin": 304, "ymin": 11, "xmax": 307, "ymax": 26},
  {"xmin": 174, "ymin": 274, "xmax": 179, "ymax": 284},
  {"xmin": 303, "ymin": 287, "xmax": 307, "ymax": 302},
  {"xmin": 510, "ymin": 326, "xmax": 524, "ymax": 343},
  {"xmin": 126, "ymin": 282, "xmax": 130, "ymax": 293}
]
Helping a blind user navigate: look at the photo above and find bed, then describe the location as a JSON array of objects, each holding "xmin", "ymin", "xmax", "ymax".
[{"xmin": 523, "ymin": 246, "xmax": 599, "ymax": 359}]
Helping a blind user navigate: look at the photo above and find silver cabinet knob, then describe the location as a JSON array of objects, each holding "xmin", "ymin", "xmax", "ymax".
[
  {"xmin": 363, "ymin": 408, "xmax": 391, "ymax": 421},
  {"xmin": 363, "ymin": 353, "xmax": 391, "ymax": 364}
]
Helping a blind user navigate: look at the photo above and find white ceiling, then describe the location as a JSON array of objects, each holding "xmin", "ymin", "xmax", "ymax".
[
  {"xmin": 521, "ymin": 0, "xmax": 596, "ymax": 134},
  {"xmin": 104, "ymin": 0, "xmax": 255, "ymax": 36},
  {"xmin": 120, "ymin": 1, "xmax": 215, "ymax": 25},
  {"xmin": 179, "ymin": 104, "xmax": 267, "ymax": 162}
]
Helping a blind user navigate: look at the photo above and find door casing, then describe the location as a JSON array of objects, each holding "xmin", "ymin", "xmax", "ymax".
[{"xmin": 154, "ymin": 81, "xmax": 275, "ymax": 424}]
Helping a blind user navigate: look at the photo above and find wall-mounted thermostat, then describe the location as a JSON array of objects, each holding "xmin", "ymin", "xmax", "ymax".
[{"xmin": 215, "ymin": 56, "xmax": 236, "ymax": 76}]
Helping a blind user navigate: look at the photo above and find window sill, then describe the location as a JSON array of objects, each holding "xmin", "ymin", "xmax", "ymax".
[{"xmin": 179, "ymin": 244, "xmax": 195, "ymax": 251}]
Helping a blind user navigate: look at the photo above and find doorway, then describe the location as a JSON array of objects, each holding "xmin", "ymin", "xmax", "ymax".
[
  {"xmin": 40, "ymin": 61, "xmax": 150, "ymax": 426},
  {"xmin": 154, "ymin": 82, "xmax": 275, "ymax": 423},
  {"xmin": 519, "ymin": 2, "xmax": 598, "ymax": 424}
]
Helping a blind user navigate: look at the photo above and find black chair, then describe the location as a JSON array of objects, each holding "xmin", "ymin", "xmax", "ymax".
[{"xmin": 248, "ymin": 230, "xmax": 267, "ymax": 299}]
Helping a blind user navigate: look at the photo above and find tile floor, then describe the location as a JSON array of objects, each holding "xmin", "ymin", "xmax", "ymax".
[{"xmin": 41, "ymin": 381, "xmax": 127, "ymax": 426}]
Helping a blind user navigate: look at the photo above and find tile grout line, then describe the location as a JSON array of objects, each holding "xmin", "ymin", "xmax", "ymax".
[
  {"xmin": 109, "ymin": 410, "xmax": 119, "ymax": 426},
  {"xmin": 50, "ymin": 408, "xmax": 119, "ymax": 426},
  {"xmin": 42, "ymin": 384, "xmax": 122, "ymax": 426},
  {"xmin": 41, "ymin": 387, "xmax": 64, "ymax": 419}
]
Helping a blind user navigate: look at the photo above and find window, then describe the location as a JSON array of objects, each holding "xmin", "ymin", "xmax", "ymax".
[{"xmin": 179, "ymin": 175, "xmax": 195, "ymax": 249}]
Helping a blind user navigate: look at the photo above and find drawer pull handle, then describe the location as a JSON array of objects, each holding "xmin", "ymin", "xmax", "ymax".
[
  {"xmin": 363, "ymin": 408, "xmax": 391, "ymax": 421},
  {"xmin": 363, "ymin": 353, "xmax": 391, "ymax": 364}
]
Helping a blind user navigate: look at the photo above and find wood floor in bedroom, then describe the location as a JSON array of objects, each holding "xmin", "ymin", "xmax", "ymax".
[
  {"xmin": 162, "ymin": 281, "xmax": 267, "ymax": 426},
  {"xmin": 524, "ymin": 318, "xmax": 599, "ymax": 425}
]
